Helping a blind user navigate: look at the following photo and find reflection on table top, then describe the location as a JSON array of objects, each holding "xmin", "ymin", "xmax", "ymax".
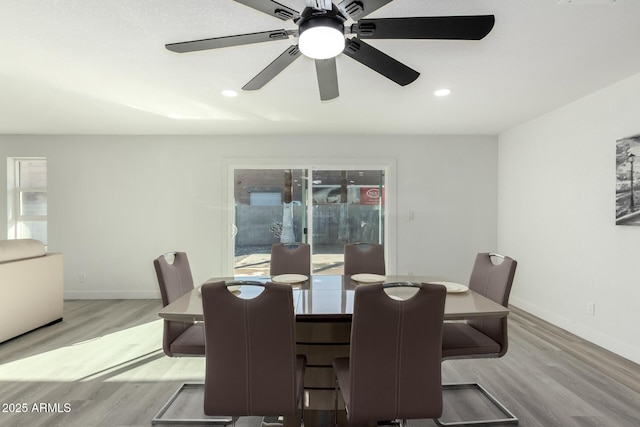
[{"xmin": 158, "ymin": 274, "xmax": 510, "ymax": 323}]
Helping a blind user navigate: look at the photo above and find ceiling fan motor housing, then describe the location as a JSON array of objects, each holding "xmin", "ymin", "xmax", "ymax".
[{"xmin": 298, "ymin": 9, "xmax": 346, "ymax": 38}]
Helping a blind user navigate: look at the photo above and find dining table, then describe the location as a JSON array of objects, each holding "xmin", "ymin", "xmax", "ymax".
[
  {"xmin": 157, "ymin": 274, "xmax": 510, "ymax": 425},
  {"xmin": 158, "ymin": 274, "xmax": 510, "ymax": 322}
]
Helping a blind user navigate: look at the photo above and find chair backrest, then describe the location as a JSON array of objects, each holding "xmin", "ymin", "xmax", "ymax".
[
  {"xmin": 154, "ymin": 252, "xmax": 194, "ymax": 307},
  {"xmin": 202, "ymin": 281, "xmax": 299, "ymax": 417},
  {"xmin": 467, "ymin": 253, "xmax": 518, "ymax": 357},
  {"xmin": 270, "ymin": 243, "xmax": 311, "ymax": 276},
  {"xmin": 346, "ymin": 282, "xmax": 446, "ymax": 422},
  {"xmin": 153, "ymin": 252, "xmax": 196, "ymax": 356},
  {"xmin": 343, "ymin": 242, "xmax": 386, "ymax": 275}
]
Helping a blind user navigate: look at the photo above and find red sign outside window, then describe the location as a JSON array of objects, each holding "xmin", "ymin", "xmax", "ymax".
[{"xmin": 360, "ymin": 187, "xmax": 385, "ymax": 206}]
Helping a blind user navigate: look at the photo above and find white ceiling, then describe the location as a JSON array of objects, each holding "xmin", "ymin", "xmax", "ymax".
[{"xmin": 1, "ymin": 0, "xmax": 639, "ymax": 136}]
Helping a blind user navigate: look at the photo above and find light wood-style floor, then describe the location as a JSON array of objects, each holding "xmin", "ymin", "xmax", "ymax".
[{"xmin": 0, "ymin": 300, "xmax": 638, "ymax": 427}]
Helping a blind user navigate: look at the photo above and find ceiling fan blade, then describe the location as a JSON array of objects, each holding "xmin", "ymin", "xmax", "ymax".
[
  {"xmin": 315, "ymin": 58, "xmax": 339, "ymax": 101},
  {"xmin": 166, "ymin": 30, "xmax": 291, "ymax": 53},
  {"xmin": 242, "ymin": 45, "xmax": 302, "ymax": 91},
  {"xmin": 354, "ymin": 15, "xmax": 495, "ymax": 40},
  {"xmin": 233, "ymin": 0, "xmax": 300, "ymax": 21},
  {"xmin": 304, "ymin": 0, "xmax": 333, "ymax": 11},
  {"xmin": 343, "ymin": 38, "xmax": 419, "ymax": 86},
  {"xmin": 337, "ymin": 0, "xmax": 394, "ymax": 21}
]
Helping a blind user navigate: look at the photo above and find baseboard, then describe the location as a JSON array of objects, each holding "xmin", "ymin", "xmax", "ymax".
[
  {"xmin": 64, "ymin": 290, "xmax": 159, "ymax": 299},
  {"xmin": 510, "ymin": 297, "xmax": 640, "ymax": 365}
]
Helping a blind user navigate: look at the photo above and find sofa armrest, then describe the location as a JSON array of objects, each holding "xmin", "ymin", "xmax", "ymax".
[{"xmin": 0, "ymin": 239, "xmax": 46, "ymax": 263}]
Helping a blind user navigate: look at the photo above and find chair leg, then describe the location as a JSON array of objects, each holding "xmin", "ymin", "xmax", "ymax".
[
  {"xmin": 151, "ymin": 382, "xmax": 233, "ymax": 425},
  {"xmin": 334, "ymin": 380, "xmax": 339, "ymax": 427},
  {"xmin": 300, "ymin": 387, "xmax": 305, "ymax": 427},
  {"xmin": 435, "ymin": 382, "xmax": 518, "ymax": 426},
  {"xmin": 231, "ymin": 417, "xmax": 267, "ymax": 427}
]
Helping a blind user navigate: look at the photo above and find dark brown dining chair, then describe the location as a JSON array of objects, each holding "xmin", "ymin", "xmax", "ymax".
[
  {"xmin": 153, "ymin": 251, "xmax": 205, "ymax": 357},
  {"xmin": 343, "ymin": 242, "xmax": 386, "ymax": 275},
  {"xmin": 201, "ymin": 281, "xmax": 306, "ymax": 426},
  {"xmin": 152, "ymin": 252, "xmax": 219, "ymax": 425},
  {"xmin": 436, "ymin": 252, "xmax": 519, "ymax": 426},
  {"xmin": 270, "ymin": 242, "xmax": 311, "ymax": 276},
  {"xmin": 333, "ymin": 282, "xmax": 446, "ymax": 426}
]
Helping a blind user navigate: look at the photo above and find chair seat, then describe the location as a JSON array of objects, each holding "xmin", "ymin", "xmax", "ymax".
[
  {"xmin": 442, "ymin": 323, "xmax": 501, "ymax": 359},
  {"xmin": 170, "ymin": 323, "xmax": 205, "ymax": 356}
]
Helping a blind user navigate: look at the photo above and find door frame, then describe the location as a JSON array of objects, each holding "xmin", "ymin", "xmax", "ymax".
[{"xmin": 222, "ymin": 157, "xmax": 397, "ymax": 276}]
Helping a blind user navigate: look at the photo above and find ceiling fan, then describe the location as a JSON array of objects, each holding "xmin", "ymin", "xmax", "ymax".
[{"xmin": 166, "ymin": 0, "xmax": 495, "ymax": 101}]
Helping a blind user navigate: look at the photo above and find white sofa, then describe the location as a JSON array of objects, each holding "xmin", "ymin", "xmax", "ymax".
[{"xmin": 0, "ymin": 239, "xmax": 63, "ymax": 344}]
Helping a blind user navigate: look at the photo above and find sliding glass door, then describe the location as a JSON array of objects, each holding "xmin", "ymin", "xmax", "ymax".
[
  {"xmin": 232, "ymin": 169, "xmax": 307, "ymax": 276},
  {"xmin": 230, "ymin": 166, "xmax": 386, "ymax": 276},
  {"xmin": 309, "ymin": 169, "xmax": 384, "ymax": 274}
]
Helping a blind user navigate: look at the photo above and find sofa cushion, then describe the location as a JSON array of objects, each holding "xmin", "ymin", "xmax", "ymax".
[{"xmin": 0, "ymin": 239, "xmax": 46, "ymax": 263}]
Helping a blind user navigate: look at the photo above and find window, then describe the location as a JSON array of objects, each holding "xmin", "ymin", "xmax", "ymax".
[
  {"xmin": 7, "ymin": 158, "xmax": 48, "ymax": 245},
  {"xmin": 231, "ymin": 167, "xmax": 386, "ymax": 276}
]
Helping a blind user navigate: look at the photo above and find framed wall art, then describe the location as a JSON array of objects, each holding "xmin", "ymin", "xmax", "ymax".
[{"xmin": 616, "ymin": 135, "xmax": 640, "ymax": 225}]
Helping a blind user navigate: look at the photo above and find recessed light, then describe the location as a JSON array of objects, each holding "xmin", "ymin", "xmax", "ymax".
[
  {"xmin": 434, "ymin": 88, "xmax": 452, "ymax": 97},
  {"xmin": 221, "ymin": 89, "xmax": 238, "ymax": 97}
]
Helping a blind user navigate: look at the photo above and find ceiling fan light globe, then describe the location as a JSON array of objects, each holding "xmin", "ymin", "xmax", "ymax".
[{"xmin": 299, "ymin": 26, "xmax": 345, "ymax": 59}]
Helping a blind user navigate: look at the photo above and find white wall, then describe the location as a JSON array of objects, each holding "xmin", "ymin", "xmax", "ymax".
[
  {"xmin": 498, "ymin": 72, "xmax": 640, "ymax": 364},
  {"xmin": 0, "ymin": 135, "xmax": 497, "ymax": 299}
]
